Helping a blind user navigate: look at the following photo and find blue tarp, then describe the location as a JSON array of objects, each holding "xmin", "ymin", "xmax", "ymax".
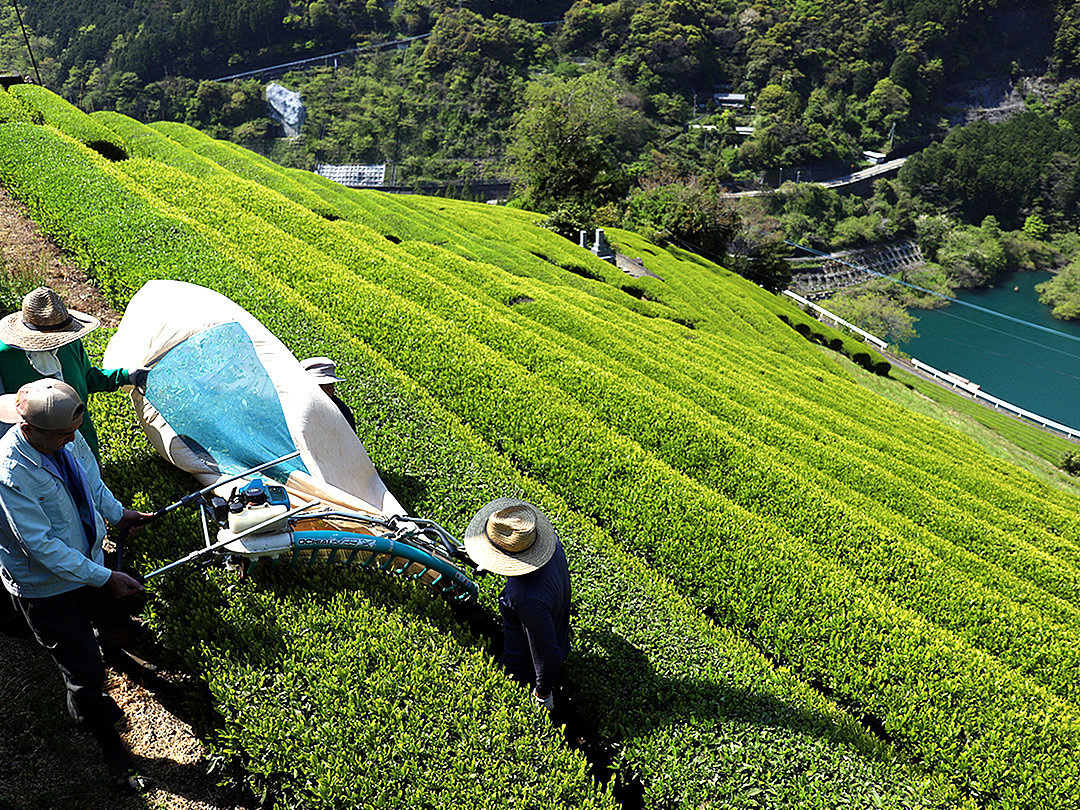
[{"xmin": 144, "ymin": 321, "xmax": 309, "ymax": 483}]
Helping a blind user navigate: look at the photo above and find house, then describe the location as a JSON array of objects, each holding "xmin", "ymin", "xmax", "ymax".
[{"xmin": 713, "ymin": 92, "xmax": 747, "ymax": 107}]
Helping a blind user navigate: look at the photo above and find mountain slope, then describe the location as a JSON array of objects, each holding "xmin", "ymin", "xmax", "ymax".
[{"xmin": 0, "ymin": 86, "xmax": 1078, "ymax": 808}]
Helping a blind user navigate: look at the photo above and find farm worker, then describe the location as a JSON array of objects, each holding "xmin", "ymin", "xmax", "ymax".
[
  {"xmin": 0, "ymin": 287, "xmax": 149, "ymax": 461},
  {"xmin": 464, "ymin": 499, "xmax": 572, "ymax": 712},
  {"xmin": 0, "ymin": 378, "xmax": 151, "ymax": 793},
  {"xmin": 301, "ymin": 355, "xmax": 356, "ymax": 432}
]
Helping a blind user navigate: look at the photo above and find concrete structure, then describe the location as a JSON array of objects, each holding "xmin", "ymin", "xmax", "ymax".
[
  {"xmin": 580, "ymin": 229, "xmax": 616, "ymax": 264},
  {"xmin": 266, "ymin": 82, "xmax": 305, "ymax": 137},
  {"xmin": 315, "ymin": 163, "xmax": 387, "ymax": 187},
  {"xmin": 713, "ymin": 93, "xmax": 747, "ymax": 107},
  {"xmin": 788, "ymin": 239, "xmax": 925, "ymax": 299}
]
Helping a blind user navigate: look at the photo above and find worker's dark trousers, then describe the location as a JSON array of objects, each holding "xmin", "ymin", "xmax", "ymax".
[
  {"xmin": 0, "ymin": 589, "xmax": 26, "ymax": 634},
  {"xmin": 15, "ymin": 586, "xmax": 122, "ymax": 735},
  {"xmin": 499, "ymin": 616, "xmax": 535, "ymax": 686}
]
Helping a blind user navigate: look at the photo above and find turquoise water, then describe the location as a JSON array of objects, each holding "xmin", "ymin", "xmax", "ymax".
[{"xmin": 899, "ymin": 271, "xmax": 1080, "ymax": 430}]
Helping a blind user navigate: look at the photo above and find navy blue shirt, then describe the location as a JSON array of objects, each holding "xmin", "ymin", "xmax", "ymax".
[
  {"xmin": 44, "ymin": 446, "xmax": 96, "ymax": 555},
  {"xmin": 498, "ymin": 538, "xmax": 571, "ymax": 695},
  {"xmin": 327, "ymin": 392, "xmax": 356, "ymax": 432}
]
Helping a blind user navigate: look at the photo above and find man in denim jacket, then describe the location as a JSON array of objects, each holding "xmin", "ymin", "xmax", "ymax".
[{"xmin": 0, "ymin": 378, "xmax": 149, "ymax": 792}]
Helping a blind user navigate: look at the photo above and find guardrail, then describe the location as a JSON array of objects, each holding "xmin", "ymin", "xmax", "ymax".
[
  {"xmin": 211, "ymin": 34, "xmax": 433, "ymax": 82},
  {"xmin": 781, "ymin": 289, "xmax": 889, "ymax": 350},
  {"xmin": 910, "ymin": 358, "xmax": 1080, "ymax": 440}
]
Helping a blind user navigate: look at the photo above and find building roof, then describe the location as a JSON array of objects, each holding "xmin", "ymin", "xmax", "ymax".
[{"xmin": 315, "ymin": 163, "xmax": 386, "ymax": 187}]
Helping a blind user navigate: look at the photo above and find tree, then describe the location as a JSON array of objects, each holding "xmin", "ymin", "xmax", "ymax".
[
  {"xmin": 864, "ymin": 77, "xmax": 910, "ymax": 141},
  {"xmin": 508, "ymin": 71, "xmax": 650, "ymax": 212},
  {"xmin": 1036, "ymin": 258, "xmax": 1080, "ymax": 320},
  {"xmin": 936, "ymin": 217, "xmax": 1007, "ymax": 287},
  {"xmin": 1023, "ymin": 212, "xmax": 1050, "ymax": 240},
  {"xmin": 624, "ymin": 175, "xmax": 740, "ymax": 258},
  {"xmin": 725, "ymin": 216, "xmax": 792, "ymax": 293},
  {"xmin": 822, "ymin": 291, "xmax": 917, "ymax": 343}
]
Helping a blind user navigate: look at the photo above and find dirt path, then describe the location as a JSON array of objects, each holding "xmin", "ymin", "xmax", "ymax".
[{"xmin": 0, "ymin": 185, "xmax": 251, "ymax": 809}]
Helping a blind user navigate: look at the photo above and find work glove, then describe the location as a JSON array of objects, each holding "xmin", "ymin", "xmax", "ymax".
[
  {"xmin": 128, "ymin": 367, "xmax": 150, "ymax": 391},
  {"xmin": 533, "ymin": 688, "xmax": 554, "ymax": 712}
]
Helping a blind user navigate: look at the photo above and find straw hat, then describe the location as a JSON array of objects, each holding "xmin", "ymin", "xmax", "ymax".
[
  {"xmin": 0, "ymin": 378, "xmax": 85, "ymax": 430},
  {"xmin": 0, "ymin": 287, "xmax": 100, "ymax": 351},
  {"xmin": 463, "ymin": 498, "xmax": 558, "ymax": 576},
  {"xmin": 300, "ymin": 356, "xmax": 344, "ymax": 384}
]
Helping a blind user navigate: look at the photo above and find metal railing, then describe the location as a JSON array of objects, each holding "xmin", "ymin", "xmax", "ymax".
[
  {"xmin": 781, "ymin": 290, "xmax": 889, "ymax": 350},
  {"xmin": 910, "ymin": 358, "xmax": 1080, "ymax": 440},
  {"xmin": 782, "ymin": 290, "xmax": 1080, "ymax": 440}
]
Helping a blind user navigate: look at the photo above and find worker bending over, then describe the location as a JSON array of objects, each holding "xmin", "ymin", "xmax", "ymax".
[{"xmin": 465, "ymin": 499, "xmax": 572, "ymax": 711}]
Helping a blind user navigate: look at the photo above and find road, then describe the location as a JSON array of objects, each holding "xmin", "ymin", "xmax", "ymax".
[{"xmin": 723, "ymin": 157, "xmax": 907, "ymax": 198}]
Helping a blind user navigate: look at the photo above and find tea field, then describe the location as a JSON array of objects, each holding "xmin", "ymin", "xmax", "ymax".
[{"xmin": 1, "ymin": 84, "xmax": 1079, "ymax": 809}]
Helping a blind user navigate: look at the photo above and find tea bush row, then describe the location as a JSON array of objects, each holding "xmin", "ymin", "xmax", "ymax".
[
  {"xmin": 4, "ymin": 103, "xmax": 942, "ymax": 807},
  {"xmin": 0, "ymin": 121, "xmax": 618, "ymax": 808},
  {"xmin": 10, "ymin": 85, "xmax": 126, "ymax": 160}
]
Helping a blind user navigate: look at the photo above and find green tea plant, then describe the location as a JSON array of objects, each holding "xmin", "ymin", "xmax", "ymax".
[
  {"xmin": 0, "ymin": 86, "xmax": 40, "ymax": 124},
  {"xmin": 9, "ymin": 84, "xmax": 127, "ymax": 159},
  {"xmin": 4, "ymin": 90, "xmax": 1080, "ymax": 808}
]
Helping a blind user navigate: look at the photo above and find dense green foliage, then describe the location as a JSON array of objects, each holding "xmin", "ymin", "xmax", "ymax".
[
  {"xmin": 899, "ymin": 101, "xmax": 1080, "ymax": 231},
  {"xmin": 7, "ymin": 0, "xmax": 1080, "ymax": 318},
  {"xmin": 3, "ymin": 87, "xmax": 1080, "ymax": 807},
  {"xmin": 1038, "ymin": 258, "xmax": 1080, "ymax": 318},
  {"xmin": 510, "ymin": 71, "xmax": 651, "ymax": 211},
  {"xmin": 623, "ymin": 176, "xmax": 741, "ymax": 262},
  {"xmin": 0, "ymin": 0, "xmax": 1065, "ymax": 184}
]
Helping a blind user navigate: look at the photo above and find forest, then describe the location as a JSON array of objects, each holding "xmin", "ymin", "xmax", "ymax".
[{"xmin": 5, "ymin": 0, "xmax": 1080, "ymax": 318}]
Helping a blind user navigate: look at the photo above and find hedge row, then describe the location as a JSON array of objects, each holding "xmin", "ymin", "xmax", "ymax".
[
  {"xmin": 88, "ymin": 119, "xmax": 1080, "ymax": 803},
  {"xmin": 0, "ymin": 86, "xmax": 40, "ymax": 124},
  {"xmin": 10, "ymin": 85, "xmax": 127, "ymax": 159},
  {"xmin": 3, "ymin": 98, "xmax": 946, "ymax": 807}
]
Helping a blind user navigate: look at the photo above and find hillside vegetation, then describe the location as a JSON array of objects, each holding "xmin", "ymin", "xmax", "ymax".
[
  {"xmin": 0, "ymin": 0, "xmax": 1064, "ymax": 184},
  {"xmin": 2, "ymin": 85, "xmax": 1080, "ymax": 809}
]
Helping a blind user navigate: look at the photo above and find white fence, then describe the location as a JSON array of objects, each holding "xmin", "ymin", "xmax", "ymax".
[
  {"xmin": 910, "ymin": 358, "xmax": 1080, "ymax": 440},
  {"xmin": 781, "ymin": 290, "xmax": 889, "ymax": 351},
  {"xmin": 782, "ymin": 289, "xmax": 1080, "ymax": 440}
]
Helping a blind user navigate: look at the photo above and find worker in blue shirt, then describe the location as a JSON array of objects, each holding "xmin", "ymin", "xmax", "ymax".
[
  {"xmin": 464, "ymin": 498, "xmax": 571, "ymax": 711},
  {"xmin": 0, "ymin": 379, "xmax": 150, "ymax": 792}
]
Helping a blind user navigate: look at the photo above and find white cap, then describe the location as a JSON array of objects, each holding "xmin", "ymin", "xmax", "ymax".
[{"xmin": 0, "ymin": 378, "xmax": 85, "ymax": 430}]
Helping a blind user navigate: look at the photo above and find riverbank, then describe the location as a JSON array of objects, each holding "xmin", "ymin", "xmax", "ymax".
[{"xmin": 899, "ymin": 269, "xmax": 1080, "ymax": 431}]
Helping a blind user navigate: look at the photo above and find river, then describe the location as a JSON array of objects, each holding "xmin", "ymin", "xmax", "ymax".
[{"xmin": 898, "ymin": 270, "xmax": 1080, "ymax": 430}]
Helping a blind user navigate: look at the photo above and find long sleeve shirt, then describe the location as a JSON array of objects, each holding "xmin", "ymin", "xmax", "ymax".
[
  {"xmin": 0, "ymin": 425, "xmax": 123, "ymax": 598},
  {"xmin": 498, "ymin": 539, "xmax": 572, "ymax": 695},
  {"xmin": 0, "ymin": 339, "xmax": 130, "ymax": 460}
]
